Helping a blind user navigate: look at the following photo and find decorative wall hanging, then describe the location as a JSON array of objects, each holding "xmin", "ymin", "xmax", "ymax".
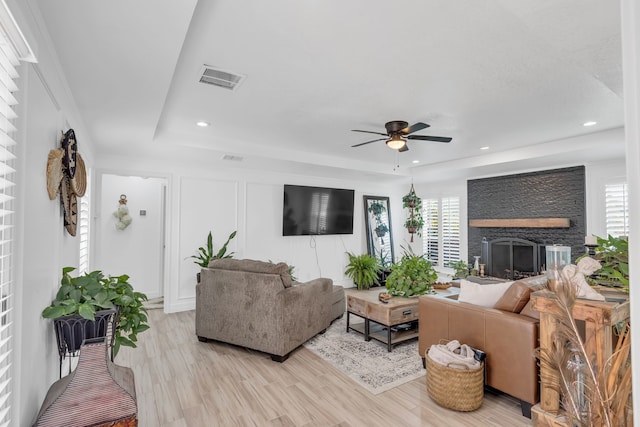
[
  {"xmin": 46, "ymin": 129, "xmax": 87, "ymax": 236},
  {"xmin": 113, "ymin": 194, "xmax": 132, "ymax": 230}
]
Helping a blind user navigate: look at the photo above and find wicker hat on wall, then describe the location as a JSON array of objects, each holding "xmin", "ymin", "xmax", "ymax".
[
  {"xmin": 70, "ymin": 152, "xmax": 87, "ymax": 197},
  {"xmin": 46, "ymin": 148, "xmax": 64, "ymax": 200},
  {"xmin": 48, "ymin": 129, "xmax": 84, "ymax": 236},
  {"xmin": 60, "ymin": 175, "xmax": 78, "ymax": 236}
]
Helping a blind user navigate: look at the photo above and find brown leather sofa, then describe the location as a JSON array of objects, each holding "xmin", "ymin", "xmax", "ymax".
[{"xmin": 418, "ymin": 279, "xmax": 543, "ymax": 418}]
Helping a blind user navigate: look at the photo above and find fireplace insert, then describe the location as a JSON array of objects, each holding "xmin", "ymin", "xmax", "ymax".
[{"xmin": 481, "ymin": 238, "xmax": 545, "ymax": 279}]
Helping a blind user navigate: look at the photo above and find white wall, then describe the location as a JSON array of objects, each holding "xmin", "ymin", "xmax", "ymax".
[
  {"xmin": 15, "ymin": 63, "xmax": 94, "ymax": 424},
  {"xmin": 94, "ymin": 174, "xmax": 166, "ymax": 299}
]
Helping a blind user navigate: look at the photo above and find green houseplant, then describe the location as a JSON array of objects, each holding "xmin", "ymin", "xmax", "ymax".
[
  {"xmin": 344, "ymin": 252, "xmax": 382, "ymax": 290},
  {"xmin": 448, "ymin": 260, "xmax": 469, "ymax": 279},
  {"xmin": 191, "ymin": 230, "xmax": 237, "ymax": 267},
  {"xmin": 404, "ymin": 216, "xmax": 424, "ymax": 235},
  {"xmin": 385, "ymin": 248, "xmax": 437, "ymax": 297},
  {"xmin": 42, "ymin": 267, "xmax": 150, "ymax": 357},
  {"xmin": 583, "ymin": 235, "xmax": 629, "ymax": 292}
]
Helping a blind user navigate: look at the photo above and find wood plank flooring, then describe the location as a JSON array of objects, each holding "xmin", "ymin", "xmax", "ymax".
[{"xmin": 117, "ymin": 309, "xmax": 532, "ymax": 426}]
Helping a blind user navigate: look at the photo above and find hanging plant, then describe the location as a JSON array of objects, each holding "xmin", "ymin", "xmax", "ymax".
[
  {"xmin": 402, "ymin": 184, "xmax": 423, "ymax": 241},
  {"xmin": 402, "ymin": 185, "xmax": 421, "ymax": 209}
]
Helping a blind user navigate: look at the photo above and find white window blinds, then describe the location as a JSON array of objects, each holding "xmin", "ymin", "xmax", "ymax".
[
  {"xmin": 423, "ymin": 199, "xmax": 439, "ymax": 264},
  {"xmin": 78, "ymin": 175, "xmax": 91, "ymax": 274},
  {"xmin": 422, "ymin": 196, "xmax": 461, "ymax": 267},
  {"xmin": 0, "ymin": 28, "xmax": 18, "ymax": 427},
  {"xmin": 441, "ymin": 197, "xmax": 461, "ymax": 266},
  {"xmin": 605, "ymin": 182, "xmax": 629, "ymax": 238},
  {"xmin": 0, "ymin": 5, "xmax": 33, "ymax": 424}
]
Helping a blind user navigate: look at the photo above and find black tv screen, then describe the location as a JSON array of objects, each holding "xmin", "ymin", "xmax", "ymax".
[{"xmin": 283, "ymin": 185, "xmax": 355, "ymax": 236}]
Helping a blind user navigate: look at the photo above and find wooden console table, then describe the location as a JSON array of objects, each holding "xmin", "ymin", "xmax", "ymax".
[{"xmin": 530, "ymin": 288, "xmax": 630, "ymax": 426}]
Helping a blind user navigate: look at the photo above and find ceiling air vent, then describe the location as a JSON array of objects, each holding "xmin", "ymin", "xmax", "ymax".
[{"xmin": 199, "ymin": 65, "xmax": 246, "ymax": 91}]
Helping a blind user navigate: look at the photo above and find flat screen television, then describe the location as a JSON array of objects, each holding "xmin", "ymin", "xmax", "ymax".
[{"xmin": 283, "ymin": 184, "xmax": 355, "ymax": 236}]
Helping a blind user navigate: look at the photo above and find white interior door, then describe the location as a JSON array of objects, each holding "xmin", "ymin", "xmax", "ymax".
[{"xmin": 94, "ymin": 173, "xmax": 166, "ymax": 300}]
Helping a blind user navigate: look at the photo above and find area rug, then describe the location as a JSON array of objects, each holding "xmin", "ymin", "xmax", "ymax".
[{"xmin": 303, "ymin": 316, "xmax": 425, "ymax": 395}]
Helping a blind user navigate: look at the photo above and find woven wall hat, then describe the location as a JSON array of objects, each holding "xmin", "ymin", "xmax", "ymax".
[
  {"xmin": 46, "ymin": 148, "xmax": 64, "ymax": 200},
  {"xmin": 60, "ymin": 176, "xmax": 78, "ymax": 236},
  {"xmin": 60, "ymin": 129, "xmax": 77, "ymax": 179},
  {"xmin": 70, "ymin": 152, "xmax": 86, "ymax": 197}
]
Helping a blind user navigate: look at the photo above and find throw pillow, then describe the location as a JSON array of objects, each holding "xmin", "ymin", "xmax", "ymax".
[
  {"xmin": 520, "ymin": 299, "xmax": 540, "ymax": 320},
  {"xmin": 493, "ymin": 280, "xmax": 532, "ymax": 313},
  {"xmin": 457, "ymin": 279, "xmax": 513, "ymax": 308}
]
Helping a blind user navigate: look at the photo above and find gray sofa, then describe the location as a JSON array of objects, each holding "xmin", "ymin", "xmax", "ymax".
[{"xmin": 196, "ymin": 258, "xmax": 345, "ymax": 362}]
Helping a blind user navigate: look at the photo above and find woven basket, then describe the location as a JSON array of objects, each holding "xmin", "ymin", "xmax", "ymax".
[{"xmin": 425, "ymin": 350, "xmax": 484, "ymax": 411}]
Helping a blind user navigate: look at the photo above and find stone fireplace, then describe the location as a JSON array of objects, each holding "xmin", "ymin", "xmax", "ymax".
[{"xmin": 468, "ymin": 166, "xmax": 586, "ymax": 272}]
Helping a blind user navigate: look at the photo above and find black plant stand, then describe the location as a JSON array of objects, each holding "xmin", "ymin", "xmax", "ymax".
[{"xmin": 53, "ymin": 308, "xmax": 118, "ymax": 377}]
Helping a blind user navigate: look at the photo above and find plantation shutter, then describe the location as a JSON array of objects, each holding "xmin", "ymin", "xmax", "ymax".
[
  {"xmin": 605, "ymin": 182, "xmax": 629, "ymax": 238},
  {"xmin": 422, "ymin": 199, "xmax": 439, "ymax": 265},
  {"xmin": 78, "ymin": 176, "xmax": 91, "ymax": 274},
  {"xmin": 0, "ymin": 5, "xmax": 34, "ymax": 425},
  {"xmin": 441, "ymin": 197, "xmax": 460, "ymax": 266}
]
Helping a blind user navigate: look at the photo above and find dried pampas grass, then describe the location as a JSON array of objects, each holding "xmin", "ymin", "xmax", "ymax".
[{"xmin": 536, "ymin": 268, "xmax": 632, "ymax": 426}]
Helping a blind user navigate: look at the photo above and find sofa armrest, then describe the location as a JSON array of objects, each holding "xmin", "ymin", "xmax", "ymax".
[{"xmin": 278, "ymin": 278, "xmax": 332, "ymax": 352}]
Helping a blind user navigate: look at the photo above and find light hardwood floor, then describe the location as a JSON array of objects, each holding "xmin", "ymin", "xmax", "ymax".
[{"xmin": 117, "ymin": 309, "xmax": 532, "ymax": 427}]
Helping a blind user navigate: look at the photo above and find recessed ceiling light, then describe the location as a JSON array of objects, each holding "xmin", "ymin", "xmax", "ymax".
[
  {"xmin": 583, "ymin": 121, "xmax": 597, "ymax": 127},
  {"xmin": 480, "ymin": 146, "xmax": 490, "ymax": 150},
  {"xmin": 412, "ymin": 160, "xmax": 420, "ymax": 164},
  {"xmin": 196, "ymin": 121, "xmax": 210, "ymax": 127}
]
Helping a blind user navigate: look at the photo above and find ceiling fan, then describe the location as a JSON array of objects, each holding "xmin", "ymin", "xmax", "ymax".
[{"xmin": 351, "ymin": 120, "xmax": 452, "ymax": 152}]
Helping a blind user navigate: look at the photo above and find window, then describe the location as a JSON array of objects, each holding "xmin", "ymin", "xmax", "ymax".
[
  {"xmin": 605, "ymin": 182, "xmax": 629, "ymax": 238},
  {"xmin": 0, "ymin": 6, "xmax": 34, "ymax": 425},
  {"xmin": 422, "ymin": 197, "xmax": 461, "ymax": 267}
]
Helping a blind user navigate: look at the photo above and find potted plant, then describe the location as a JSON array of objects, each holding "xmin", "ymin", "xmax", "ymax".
[
  {"xmin": 368, "ymin": 200, "xmax": 386, "ymax": 220},
  {"xmin": 191, "ymin": 230, "xmax": 237, "ymax": 268},
  {"xmin": 404, "ymin": 215, "xmax": 424, "ymax": 236},
  {"xmin": 41, "ymin": 267, "xmax": 150, "ymax": 357},
  {"xmin": 344, "ymin": 252, "xmax": 382, "ymax": 290},
  {"xmin": 582, "ymin": 235, "xmax": 629, "ymax": 292},
  {"xmin": 448, "ymin": 260, "xmax": 469, "ymax": 279},
  {"xmin": 374, "ymin": 222, "xmax": 389, "ymax": 237},
  {"xmin": 385, "ymin": 248, "xmax": 437, "ymax": 297},
  {"xmin": 402, "ymin": 186, "xmax": 421, "ymax": 209}
]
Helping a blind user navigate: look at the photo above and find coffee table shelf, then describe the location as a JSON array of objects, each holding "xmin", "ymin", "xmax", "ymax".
[{"xmin": 346, "ymin": 289, "xmax": 420, "ymax": 352}]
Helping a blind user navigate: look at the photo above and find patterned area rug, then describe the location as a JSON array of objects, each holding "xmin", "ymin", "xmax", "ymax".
[{"xmin": 303, "ymin": 316, "xmax": 425, "ymax": 395}]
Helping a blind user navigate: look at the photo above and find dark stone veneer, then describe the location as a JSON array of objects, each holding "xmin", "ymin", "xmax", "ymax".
[{"xmin": 467, "ymin": 166, "xmax": 586, "ymax": 265}]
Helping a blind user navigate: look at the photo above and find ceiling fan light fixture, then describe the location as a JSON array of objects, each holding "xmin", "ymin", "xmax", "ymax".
[{"xmin": 386, "ymin": 134, "xmax": 406, "ymax": 150}]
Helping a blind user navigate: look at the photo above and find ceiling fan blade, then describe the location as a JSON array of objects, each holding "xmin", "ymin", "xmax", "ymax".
[
  {"xmin": 351, "ymin": 138, "xmax": 387, "ymax": 147},
  {"xmin": 398, "ymin": 144, "xmax": 409, "ymax": 152},
  {"xmin": 402, "ymin": 122, "xmax": 430, "ymax": 135},
  {"xmin": 351, "ymin": 129, "xmax": 388, "ymax": 136},
  {"xmin": 408, "ymin": 135, "xmax": 452, "ymax": 143}
]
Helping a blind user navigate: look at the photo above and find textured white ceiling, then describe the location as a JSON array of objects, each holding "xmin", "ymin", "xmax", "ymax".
[{"xmin": 34, "ymin": 0, "xmax": 625, "ymax": 182}]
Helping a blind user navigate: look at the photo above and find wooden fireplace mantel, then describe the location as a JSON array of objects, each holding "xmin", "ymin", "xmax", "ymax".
[{"xmin": 469, "ymin": 218, "xmax": 570, "ymax": 228}]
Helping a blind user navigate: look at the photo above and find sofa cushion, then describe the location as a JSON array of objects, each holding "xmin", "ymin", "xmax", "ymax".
[
  {"xmin": 493, "ymin": 280, "xmax": 532, "ymax": 313},
  {"xmin": 458, "ymin": 279, "xmax": 513, "ymax": 307},
  {"xmin": 207, "ymin": 258, "xmax": 293, "ymax": 288}
]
